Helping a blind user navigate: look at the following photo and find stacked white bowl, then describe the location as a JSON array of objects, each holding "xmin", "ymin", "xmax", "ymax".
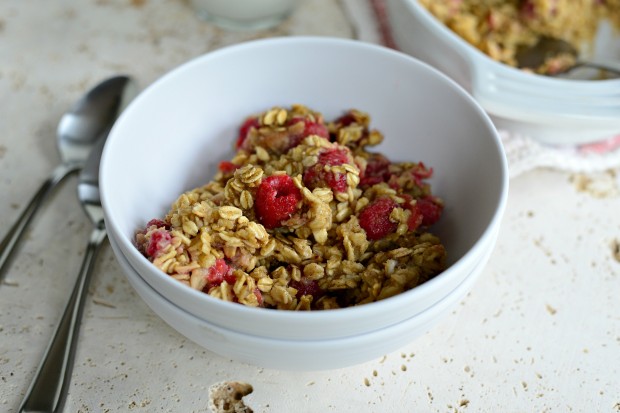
[
  {"xmin": 387, "ymin": 0, "xmax": 620, "ymax": 145},
  {"xmin": 107, "ymin": 231, "xmax": 496, "ymax": 370},
  {"xmin": 100, "ymin": 37, "xmax": 509, "ymax": 370}
]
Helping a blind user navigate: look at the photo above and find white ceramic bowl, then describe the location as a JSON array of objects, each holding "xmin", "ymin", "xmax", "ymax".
[
  {"xmin": 386, "ymin": 0, "xmax": 620, "ymax": 145},
  {"xmin": 108, "ymin": 229, "xmax": 493, "ymax": 370},
  {"xmin": 100, "ymin": 37, "xmax": 508, "ymax": 342}
]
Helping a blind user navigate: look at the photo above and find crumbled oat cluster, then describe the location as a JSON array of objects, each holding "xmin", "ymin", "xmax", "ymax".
[
  {"xmin": 135, "ymin": 105, "xmax": 447, "ymax": 310},
  {"xmin": 420, "ymin": 0, "xmax": 620, "ymax": 74}
]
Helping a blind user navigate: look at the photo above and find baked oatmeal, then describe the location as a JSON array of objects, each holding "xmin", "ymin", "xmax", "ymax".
[
  {"xmin": 419, "ymin": 0, "xmax": 620, "ymax": 74},
  {"xmin": 135, "ymin": 105, "xmax": 446, "ymax": 310}
]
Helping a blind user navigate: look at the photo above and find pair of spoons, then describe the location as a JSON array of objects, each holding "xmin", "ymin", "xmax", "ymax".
[{"xmin": 1, "ymin": 76, "xmax": 138, "ymax": 412}]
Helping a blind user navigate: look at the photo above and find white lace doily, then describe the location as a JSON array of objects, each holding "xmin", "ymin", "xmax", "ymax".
[{"xmin": 500, "ymin": 132, "xmax": 620, "ymax": 177}]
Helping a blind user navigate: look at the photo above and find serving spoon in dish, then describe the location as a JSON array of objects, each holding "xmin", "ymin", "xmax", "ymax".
[
  {"xmin": 515, "ymin": 36, "xmax": 620, "ymax": 77},
  {"xmin": 0, "ymin": 76, "xmax": 138, "ymax": 282}
]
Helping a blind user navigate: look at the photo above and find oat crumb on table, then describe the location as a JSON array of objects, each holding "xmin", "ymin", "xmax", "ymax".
[
  {"xmin": 208, "ymin": 381, "xmax": 254, "ymax": 413},
  {"xmin": 545, "ymin": 304, "xmax": 557, "ymax": 315},
  {"xmin": 570, "ymin": 171, "xmax": 620, "ymax": 198},
  {"xmin": 92, "ymin": 297, "xmax": 116, "ymax": 308},
  {"xmin": 611, "ymin": 239, "xmax": 620, "ymax": 263}
]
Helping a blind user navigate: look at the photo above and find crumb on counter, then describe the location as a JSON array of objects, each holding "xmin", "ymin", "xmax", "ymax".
[
  {"xmin": 611, "ymin": 239, "xmax": 620, "ymax": 263},
  {"xmin": 208, "ymin": 381, "xmax": 253, "ymax": 413},
  {"xmin": 570, "ymin": 171, "xmax": 620, "ymax": 198}
]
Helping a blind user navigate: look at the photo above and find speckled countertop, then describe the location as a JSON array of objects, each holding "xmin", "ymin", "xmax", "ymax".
[{"xmin": 1, "ymin": 1, "xmax": 620, "ymax": 412}]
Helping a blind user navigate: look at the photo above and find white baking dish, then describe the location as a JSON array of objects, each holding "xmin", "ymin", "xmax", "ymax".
[{"xmin": 387, "ymin": 0, "xmax": 620, "ymax": 145}]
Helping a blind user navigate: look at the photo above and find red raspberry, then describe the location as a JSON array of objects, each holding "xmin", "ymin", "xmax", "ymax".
[
  {"xmin": 520, "ymin": 0, "xmax": 536, "ymax": 19},
  {"xmin": 254, "ymin": 288, "xmax": 264, "ymax": 306},
  {"xmin": 333, "ymin": 112, "xmax": 357, "ymax": 127},
  {"xmin": 401, "ymin": 194, "xmax": 423, "ymax": 231},
  {"xmin": 146, "ymin": 219, "xmax": 169, "ymax": 230},
  {"xmin": 236, "ymin": 117, "xmax": 260, "ymax": 149},
  {"xmin": 205, "ymin": 259, "xmax": 235, "ymax": 287},
  {"xmin": 416, "ymin": 196, "xmax": 443, "ymax": 226},
  {"xmin": 408, "ymin": 206, "xmax": 424, "ymax": 231},
  {"xmin": 302, "ymin": 168, "xmax": 321, "ymax": 190},
  {"xmin": 319, "ymin": 148, "xmax": 349, "ymax": 165},
  {"xmin": 218, "ymin": 161, "xmax": 238, "ymax": 173},
  {"xmin": 360, "ymin": 153, "xmax": 392, "ymax": 187},
  {"xmin": 287, "ymin": 117, "xmax": 329, "ymax": 148},
  {"xmin": 290, "ymin": 277, "xmax": 323, "ymax": 299},
  {"xmin": 403, "ymin": 194, "xmax": 443, "ymax": 231},
  {"xmin": 146, "ymin": 229, "xmax": 172, "ymax": 258},
  {"xmin": 303, "ymin": 148, "xmax": 350, "ymax": 193},
  {"xmin": 358, "ymin": 197, "xmax": 398, "ymax": 240},
  {"xmin": 255, "ymin": 175, "xmax": 302, "ymax": 229},
  {"xmin": 305, "ymin": 122, "xmax": 329, "ymax": 139},
  {"xmin": 410, "ymin": 162, "xmax": 433, "ymax": 187}
]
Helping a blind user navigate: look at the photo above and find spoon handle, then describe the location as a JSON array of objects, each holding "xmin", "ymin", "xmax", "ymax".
[
  {"xmin": 577, "ymin": 60, "xmax": 620, "ymax": 77},
  {"xmin": 0, "ymin": 163, "xmax": 78, "ymax": 282},
  {"xmin": 18, "ymin": 225, "xmax": 107, "ymax": 413}
]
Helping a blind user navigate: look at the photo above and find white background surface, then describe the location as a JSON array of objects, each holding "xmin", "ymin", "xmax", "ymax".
[{"xmin": 1, "ymin": 1, "xmax": 619, "ymax": 412}]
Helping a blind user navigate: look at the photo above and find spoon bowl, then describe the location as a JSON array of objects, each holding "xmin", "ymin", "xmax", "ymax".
[
  {"xmin": 516, "ymin": 36, "xmax": 620, "ymax": 78},
  {"xmin": 56, "ymin": 76, "xmax": 138, "ymax": 166}
]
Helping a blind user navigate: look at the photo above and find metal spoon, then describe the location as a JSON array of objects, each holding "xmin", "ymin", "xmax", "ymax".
[
  {"xmin": 18, "ymin": 78, "xmax": 137, "ymax": 413},
  {"xmin": 515, "ymin": 36, "xmax": 620, "ymax": 77},
  {"xmin": 0, "ymin": 75, "xmax": 138, "ymax": 282}
]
